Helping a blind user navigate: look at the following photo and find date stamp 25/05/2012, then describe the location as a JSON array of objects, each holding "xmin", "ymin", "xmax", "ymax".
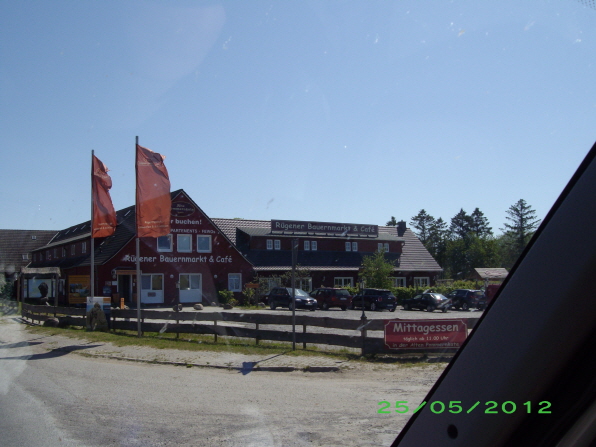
[{"xmin": 378, "ymin": 400, "xmax": 552, "ymax": 415}]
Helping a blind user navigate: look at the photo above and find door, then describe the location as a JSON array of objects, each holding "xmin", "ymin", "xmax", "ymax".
[
  {"xmin": 117, "ymin": 275, "xmax": 132, "ymax": 302},
  {"xmin": 179, "ymin": 274, "xmax": 202, "ymax": 303}
]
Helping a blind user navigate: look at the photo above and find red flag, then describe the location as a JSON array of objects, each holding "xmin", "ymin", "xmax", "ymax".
[
  {"xmin": 92, "ymin": 155, "xmax": 117, "ymax": 238},
  {"xmin": 136, "ymin": 144, "xmax": 171, "ymax": 237}
]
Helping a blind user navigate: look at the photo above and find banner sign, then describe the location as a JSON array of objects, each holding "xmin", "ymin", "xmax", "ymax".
[
  {"xmin": 271, "ymin": 219, "xmax": 378, "ymax": 237},
  {"xmin": 384, "ymin": 319, "xmax": 467, "ymax": 350},
  {"xmin": 91, "ymin": 155, "xmax": 117, "ymax": 238},
  {"xmin": 136, "ymin": 144, "xmax": 171, "ymax": 237}
]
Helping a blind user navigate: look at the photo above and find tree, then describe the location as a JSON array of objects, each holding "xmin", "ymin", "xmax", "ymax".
[
  {"xmin": 470, "ymin": 208, "xmax": 493, "ymax": 237},
  {"xmin": 386, "ymin": 216, "xmax": 397, "ymax": 226},
  {"xmin": 449, "ymin": 209, "xmax": 473, "ymax": 240},
  {"xmin": 410, "ymin": 210, "xmax": 435, "ymax": 244},
  {"xmin": 426, "ymin": 217, "xmax": 448, "ymax": 267},
  {"xmin": 359, "ymin": 250, "xmax": 395, "ymax": 289},
  {"xmin": 501, "ymin": 199, "xmax": 541, "ymax": 256}
]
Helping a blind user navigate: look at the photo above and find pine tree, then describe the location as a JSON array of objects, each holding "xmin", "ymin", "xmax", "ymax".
[
  {"xmin": 470, "ymin": 207, "xmax": 492, "ymax": 237},
  {"xmin": 386, "ymin": 216, "xmax": 397, "ymax": 226},
  {"xmin": 410, "ymin": 210, "xmax": 435, "ymax": 244},
  {"xmin": 449, "ymin": 209, "xmax": 473, "ymax": 240},
  {"xmin": 501, "ymin": 199, "xmax": 541, "ymax": 255}
]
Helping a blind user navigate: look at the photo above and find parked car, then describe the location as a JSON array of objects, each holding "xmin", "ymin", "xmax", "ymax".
[
  {"xmin": 445, "ymin": 289, "xmax": 483, "ymax": 311},
  {"xmin": 350, "ymin": 288, "xmax": 397, "ymax": 312},
  {"xmin": 268, "ymin": 287, "xmax": 317, "ymax": 311},
  {"xmin": 310, "ymin": 288, "xmax": 352, "ymax": 310},
  {"xmin": 402, "ymin": 293, "xmax": 451, "ymax": 312},
  {"xmin": 477, "ymin": 284, "xmax": 502, "ymax": 310}
]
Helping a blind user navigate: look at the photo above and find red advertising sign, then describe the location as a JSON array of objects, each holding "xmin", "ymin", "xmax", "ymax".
[{"xmin": 384, "ymin": 319, "xmax": 467, "ymax": 350}]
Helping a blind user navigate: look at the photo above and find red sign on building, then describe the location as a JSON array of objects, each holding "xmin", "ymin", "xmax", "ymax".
[{"xmin": 384, "ymin": 319, "xmax": 468, "ymax": 350}]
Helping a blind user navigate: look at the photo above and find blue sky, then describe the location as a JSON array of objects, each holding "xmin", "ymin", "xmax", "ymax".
[{"xmin": 1, "ymin": 0, "xmax": 594, "ymax": 234}]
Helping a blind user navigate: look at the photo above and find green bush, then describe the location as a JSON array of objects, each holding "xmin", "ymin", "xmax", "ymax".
[{"xmin": 217, "ymin": 289, "xmax": 234, "ymax": 305}]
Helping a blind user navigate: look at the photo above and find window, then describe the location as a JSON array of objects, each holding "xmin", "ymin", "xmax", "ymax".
[
  {"xmin": 391, "ymin": 277, "xmax": 407, "ymax": 288},
  {"xmin": 345, "ymin": 242, "xmax": 351, "ymax": 251},
  {"xmin": 267, "ymin": 277, "xmax": 281, "ymax": 291},
  {"xmin": 62, "ymin": 247, "xmax": 67, "ymax": 257},
  {"xmin": 414, "ymin": 277, "xmax": 430, "ymax": 288},
  {"xmin": 228, "ymin": 273, "xmax": 241, "ymax": 292},
  {"xmin": 266, "ymin": 239, "xmax": 273, "ymax": 250},
  {"xmin": 157, "ymin": 235, "xmax": 173, "ymax": 252},
  {"xmin": 22, "ymin": 254, "xmax": 29, "ymax": 260},
  {"xmin": 311, "ymin": 241, "xmax": 317, "ymax": 251},
  {"xmin": 197, "ymin": 235, "xmax": 212, "ymax": 253},
  {"xmin": 384, "ymin": 243, "xmax": 389, "ymax": 252},
  {"xmin": 177, "ymin": 234, "xmax": 192, "ymax": 253},
  {"xmin": 31, "ymin": 235, "xmax": 37, "ymax": 240},
  {"xmin": 297, "ymin": 277, "xmax": 312, "ymax": 292},
  {"xmin": 378, "ymin": 243, "xmax": 383, "ymax": 252},
  {"xmin": 142, "ymin": 274, "xmax": 163, "ymax": 293},
  {"xmin": 352, "ymin": 242, "xmax": 358, "ymax": 252},
  {"xmin": 274, "ymin": 239, "xmax": 280, "ymax": 250},
  {"xmin": 47, "ymin": 250, "xmax": 52, "ymax": 260},
  {"xmin": 304, "ymin": 240, "xmax": 310, "ymax": 250},
  {"xmin": 82, "ymin": 242, "xmax": 87, "ymax": 253},
  {"xmin": 334, "ymin": 277, "xmax": 353, "ymax": 287},
  {"xmin": 53, "ymin": 248, "xmax": 57, "ymax": 258},
  {"xmin": 71, "ymin": 244, "xmax": 75, "ymax": 255}
]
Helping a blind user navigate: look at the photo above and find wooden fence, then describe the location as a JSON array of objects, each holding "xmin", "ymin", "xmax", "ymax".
[{"xmin": 21, "ymin": 304, "xmax": 480, "ymax": 355}]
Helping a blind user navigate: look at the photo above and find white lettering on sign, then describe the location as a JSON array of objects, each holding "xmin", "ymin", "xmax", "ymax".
[
  {"xmin": 170, "ymin": 228, "xmax": 198, "ymax": 233},
  {"xmin": 122, "ymin": 255, "xmax": 157, "ymax": 263},
  {"xmin": 170, "ymin": 219, "xmax": 202, "ymax": 225},
  {"xmin": 392, "ymin": 322, "xmax": 459, "ymax": 335}
]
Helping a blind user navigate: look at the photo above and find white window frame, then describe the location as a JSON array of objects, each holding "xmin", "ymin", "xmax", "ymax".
[
  {"xmin": 228, "ymin": 273, "xmax": 242, "ymax": 292},
  {"xmin": 384, "ymin": 243, "xmax": 390, "ymax": 252},
  {"xmin": 157, "ymin": 235, "xmax": 173, "ymax": 252},
  {"xmin": 196, "ymin": 235, "xmax": 212, "ymax": 253},
  {"xmin": 334, "ymin": 277, "xmax": 354, "ymax": 287},
  {"xmin": 297, "ymin": 277, "xmax": 312, "ymax": 292},
  {"xmin": 22, "ymin": 254, "xmax": 29, "ymax": 260},
  {"xmin": 53, "ymin": 248, "xmax": 58, "ymax": 258},
  {"xmin": 352, "ymin": 242, "xmax": 358, "ymax": 252},
  {"xmin": 345, "ymin": 242, "xmax": 351, "ymax": 251},
  {"xmin": 414, "ymin": 277, "xmax": 430, "ymax": 288},
  {"xmin": 71, "ymin": 244, "xmax": 75, "ymax": 256},
  {"xmin": 81, "ymin": 242, "xmax": 87, "ymax": 254},
  {"xmin": 62, "ymin": 247, "xmax": 67, "ymax": 257},
  {"xmin": 177, "ymin": 234, "xmax": 192, "ymax": 253},
  {"xmin": 391, "ymin": 277, "xmax": 407, "ymax": 288},
  {"xmin": 304, "ymin": 240, "xmax": 310, "ymax": 251},
  {"xmin": 266, "ymin": 239, "xmax": 273, "ymax": 250},
  {"xmin": 378, "ymin": 243, "xmax": 383, "ymax": 252},
  {"xmin": 311, "ymin": 241, "xmax": 317, "ymax": 251},
  {"xmin": 274, "ymin": 240, "xmax": 280, "ymax": 250}
]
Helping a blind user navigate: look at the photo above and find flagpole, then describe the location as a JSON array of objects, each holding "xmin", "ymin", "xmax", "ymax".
[
  {"xmin": 135, "ymin": 136, "xmax": 142, "ymax": 337},
  {"xmin": 90, "ymin": 150, "xmax": 95, "ymax": 301}
]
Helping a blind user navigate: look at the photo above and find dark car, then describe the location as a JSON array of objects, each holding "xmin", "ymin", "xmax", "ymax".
[
  {"xmin": 268, "ymin": 287, "xmax": 317, "ymax": 311},
  {"xmin": 445, "ymin": 289, "xmax": 483, "ymax": 311},
  {"xmin": 350, "ymin": 288, "xmax": 397, "ymax": 312},
  {"xmin": 402, "ymin": 293, "xmax": 451, "ymax": 312},
  {"xmin": 310, "ymin": 288, "xmax": 352, "ymax": 311}
]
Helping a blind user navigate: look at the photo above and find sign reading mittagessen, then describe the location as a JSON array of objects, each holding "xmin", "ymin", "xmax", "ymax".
[{"xmin": 384, "ymin": 319, "xmax": 467, "ymax": 350}]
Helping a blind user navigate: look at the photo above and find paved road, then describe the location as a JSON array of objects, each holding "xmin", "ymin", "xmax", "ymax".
[{"xmin": 0, "ymin": 314, "xmax": 446, "ymax": 447}]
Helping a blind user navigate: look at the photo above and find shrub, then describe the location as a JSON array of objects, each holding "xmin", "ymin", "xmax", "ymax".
[{"xmin": 217, "ymin": 289, "xmax": 234, "ymax": 305}]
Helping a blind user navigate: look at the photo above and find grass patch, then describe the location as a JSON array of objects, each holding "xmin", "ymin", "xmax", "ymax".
[{"xmin": 25, "ymin": 325, "xmax": 361, "ymax": 360}]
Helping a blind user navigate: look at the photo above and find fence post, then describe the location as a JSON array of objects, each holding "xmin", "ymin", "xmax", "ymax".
[
  {"xmin": 303, "ymin": 324, "xmax": 307, "ymax": 349},
  {"xmin": 360, "ymin": 315, "xmax": 368, "ymax": 356},
  {"xmin": 214, "ymin": 319, "xmax": 218, "ymax": 343},
  {"xmin": 255, "ymin": 322, "xmax": 259, "ymax": 345}
]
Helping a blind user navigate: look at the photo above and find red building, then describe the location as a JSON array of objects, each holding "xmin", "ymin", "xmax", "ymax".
[
  {"xmin": 28, "ymin": 190, "xmax": 253, "ymax": 306},
  {"xmin": 212, "ymin": 218, "xmax": 443, "ymax": 291},
  {"xmin": 24, "ymin": 190, "xmax": 442, "ymax": 306}
]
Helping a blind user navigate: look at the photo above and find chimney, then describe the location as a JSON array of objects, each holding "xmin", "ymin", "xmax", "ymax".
[{"xmin": 397, "ymin": 220, "xmax": 406, "ymax": 237}]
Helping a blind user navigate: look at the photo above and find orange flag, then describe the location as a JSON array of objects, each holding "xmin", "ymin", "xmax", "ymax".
[
  {"xmin": 136, "ymin": 144, "xmax": 171, "ymax": 237},
  {"xmin": 92, "ymin": 155, "xmax": 117, "ymax": 238}
]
